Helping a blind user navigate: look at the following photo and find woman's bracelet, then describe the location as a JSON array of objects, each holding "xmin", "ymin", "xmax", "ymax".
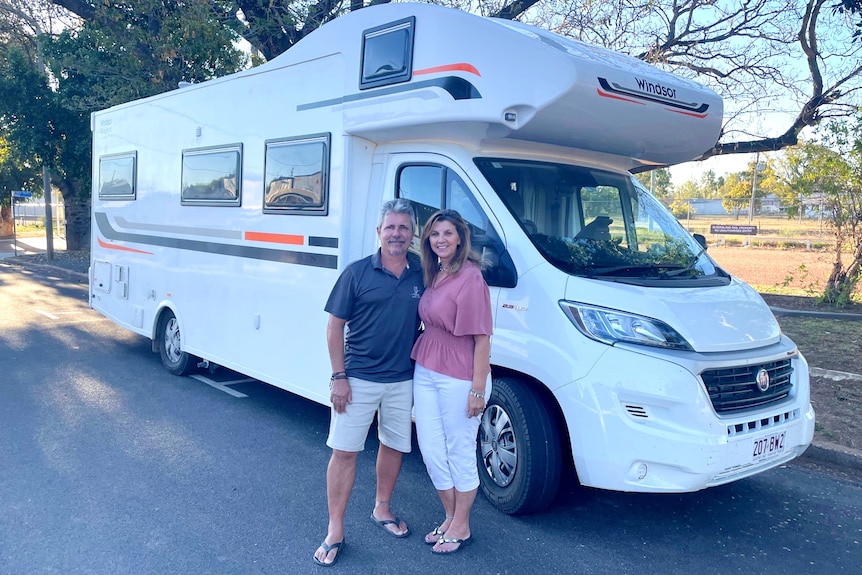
[{"xmin": 469, "ymin": 389, "xmax": 485, "ymax": 398}]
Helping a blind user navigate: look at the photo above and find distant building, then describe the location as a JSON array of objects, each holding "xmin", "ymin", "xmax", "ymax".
[{"xmin": 688, "ymin": 198, "xmax": 726, "ymax": 216}]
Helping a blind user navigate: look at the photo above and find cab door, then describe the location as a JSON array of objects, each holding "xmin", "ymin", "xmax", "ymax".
[{"xmin": 383, "ymin": 153, "xmax": 517, "ymax": 292}]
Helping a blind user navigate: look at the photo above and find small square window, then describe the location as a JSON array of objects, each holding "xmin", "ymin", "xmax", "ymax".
[
  {"xmin": 263, "ymin": 134, "xmax": 330, "ymax": 215},
  {"xmin": 181, "ymin": 145, "xmax": 242, "ymax": 206},
  {"xmin": 99, "ymin": 153, "xmax": 137, "ymax": 200},
  {"xmin": 360, "ymin": 16, "xmax": 415, "ymax": 90}
]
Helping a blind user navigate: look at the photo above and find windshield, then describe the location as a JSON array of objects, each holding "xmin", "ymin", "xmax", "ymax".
[{"xmin": 474, "ymin": 158, "xmax": 725, "ymax": 284}]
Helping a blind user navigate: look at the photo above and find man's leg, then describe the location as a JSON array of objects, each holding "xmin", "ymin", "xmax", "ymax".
[
  {"xmin": 371, "ymin": 443, "xmax": 408, "ymax": 535},
  {"xmin": 314, "ymin": 449, "xmax": 357, "ymax": 565},
  {"xmin": 372, "ymin": 377, "xmax": 413, "ymax": 536}
]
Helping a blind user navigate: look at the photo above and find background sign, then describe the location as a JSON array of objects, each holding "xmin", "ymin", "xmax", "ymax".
[
  {"xmin": 11, "ymin": 190, "xmax": 32, "ymax": 198},
  {"xmin": 710, "ymin": 224, "xmax": 757, "ymax": 235}
]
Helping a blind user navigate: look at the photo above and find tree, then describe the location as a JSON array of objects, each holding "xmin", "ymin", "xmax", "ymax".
[
  {"xmin": 720, "ymin": 172, "xmax": 753, "ymax": 218},
  {"xmin": 634, "ymin": 167, "xmax": 673, "ymax": 201},
  {"xmin": 0, "ymin": 0, "xmax": 248, "ymax": 248},
  {"xmin": 528, "ymin": 0, "xmax": 862, "ymax": 160},
  {"xmin": 698, "ymin": 170, "xmax": 724, "ymax": 200},
  {"xmin": 772, "ymin": 140, "xmax": 833, "ymax": 218},
  {"xmin": 809, "ymin": 116, "xmax": 862, "ymax": 304}
]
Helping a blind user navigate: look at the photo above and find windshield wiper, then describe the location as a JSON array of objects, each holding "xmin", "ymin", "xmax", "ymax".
[
  {"xmin": 588, "ymin": 263, "xmax": 685, "ymax": 277},
  {"xmin": 663, "ymin": 245, "xmax": 707, "ymax": 277}
]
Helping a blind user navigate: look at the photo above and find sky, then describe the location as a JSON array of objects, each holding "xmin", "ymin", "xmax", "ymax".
[{"xmin": 670, "ymin": 153, "xmax": 753, "ymax": 187}]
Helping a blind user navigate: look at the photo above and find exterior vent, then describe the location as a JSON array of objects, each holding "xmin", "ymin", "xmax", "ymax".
[{"xmin": 624, "ymin": 404, "xmax": 649, "ymax": 418}]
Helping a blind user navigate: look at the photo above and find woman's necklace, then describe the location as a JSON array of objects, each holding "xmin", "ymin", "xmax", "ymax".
[{"xmin": 435, "ymin": 261, "xmax": 451, "ymax": 287}]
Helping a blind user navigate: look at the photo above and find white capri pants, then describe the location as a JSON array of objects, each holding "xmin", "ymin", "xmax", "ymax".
[{"xmin": 413, "ymin": 363, "xmax": 490, "ymax": 492}]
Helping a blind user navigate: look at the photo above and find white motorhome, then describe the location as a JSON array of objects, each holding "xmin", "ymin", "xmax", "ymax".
[{"xmin": 90, "ymin": 3, "xmax": 814, "ymax": 514}]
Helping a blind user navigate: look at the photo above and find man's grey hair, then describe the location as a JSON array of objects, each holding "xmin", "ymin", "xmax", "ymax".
[{"xmin": 378, "ymin": 198, "xmax": 416, "ymax": 231}]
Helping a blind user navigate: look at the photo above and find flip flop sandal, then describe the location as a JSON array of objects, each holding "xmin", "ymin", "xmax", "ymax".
[
  {"xmin": 370, "ymin": 514, "xmax": 410, "ymax": 538},
  {"xmin": 424, "ymin": 526, "xmax": 445, "ymax": 545},
  {"xmin": 312, "ymin": 539, "xmax": 344, "ymax": 567},
  {"xmin": 431, "ymin": 535, "xmax": 473, "ymax": 555}
]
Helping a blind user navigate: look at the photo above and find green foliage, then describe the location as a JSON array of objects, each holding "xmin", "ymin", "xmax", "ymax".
[
  {"xmin": 0, "ymin": 0, "xmax": 249, "ymax": 237},
  {"xmin": 719, "ymin": 172, "xmax": 751, "ymax": 217},
  {"xmin": 808, "ymin": 114, "xmax": 862, "ymax": 303},
  {"xmin": 634, "ymin": 167, "xmax": 673, "ymax": 200},
  {"xmin": 43, "ymin": 1, "xmax": 247, "ymax": 110}
]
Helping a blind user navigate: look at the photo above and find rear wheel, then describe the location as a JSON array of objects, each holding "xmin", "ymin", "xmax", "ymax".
[
  {"xmin": 477, "ymin": 376, "xmax": 561, "ymax": 515},
  {"xmin": 157, "ymin": 310, "xmax": 197, "ymax": 376}
]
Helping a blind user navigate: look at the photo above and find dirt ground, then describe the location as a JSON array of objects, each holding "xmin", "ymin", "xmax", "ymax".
[{"xmin": 708, "ymin": 245, "xmax": 862, "ymax": 458}]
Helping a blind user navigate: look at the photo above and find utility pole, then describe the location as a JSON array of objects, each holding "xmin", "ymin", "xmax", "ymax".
[{"xmin": 748, "ymin": 152, "xmax": 760, "ymax": 226}]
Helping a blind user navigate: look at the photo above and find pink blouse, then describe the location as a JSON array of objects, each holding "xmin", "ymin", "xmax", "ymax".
[{"xmin": 411, "ymin": 261, "xmax": 492, "ymax": 381}]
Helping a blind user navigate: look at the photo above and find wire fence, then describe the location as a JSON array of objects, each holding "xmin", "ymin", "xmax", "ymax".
[{"xmin": 11, "ymin": 201, "xmax": 66, "ymax": 239}]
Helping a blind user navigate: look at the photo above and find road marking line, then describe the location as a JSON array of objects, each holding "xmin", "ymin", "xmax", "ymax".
[
  {"xmin": 189, "ymin": 374, "xmax": 251, "ymax": 398},
  {"xmin": 34, "ymin": 309, "xmax": 59, "ymax": 320}
]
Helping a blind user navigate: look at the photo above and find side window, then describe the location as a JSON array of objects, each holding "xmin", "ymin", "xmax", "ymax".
[
  {"xmin": 360, "ymin": 16, "xmax": 415, "ymax": 89},
  {"xmin": 397, "ymin": 164, "xmax": 516, "ymax": 288},
  {"xmin": 263, "ymin": 134, "xmax": 330, "ymax": 215},
  {"xmin": 578, "ymin": 184, "xmax": 628, "ymax": 247},
  {"xmin": 99, "ymin": 153, "xmax": 137, "ymax": 200},
  {"xmin": 181, "ymin": 144, "xmax": 242, "ymax": 206}
]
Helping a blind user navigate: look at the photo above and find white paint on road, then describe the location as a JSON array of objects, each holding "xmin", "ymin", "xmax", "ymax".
[{"xmin": 189, "ymin": 374, "xmax": 253, "ymax": 398}]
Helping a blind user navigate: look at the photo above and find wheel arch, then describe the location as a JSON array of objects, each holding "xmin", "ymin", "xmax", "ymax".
[
  {"xmin": 150, "ymin": 301, "xmax": 181, "ymax": 354},
  {"xmin": 490, "ymin": 365, "xmax": 573, "ymax": 469}
]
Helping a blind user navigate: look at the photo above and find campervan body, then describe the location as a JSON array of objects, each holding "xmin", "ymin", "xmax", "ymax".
[{"xmin": 90, "ymin": 3, "xmax": 814, "ymax": 514}]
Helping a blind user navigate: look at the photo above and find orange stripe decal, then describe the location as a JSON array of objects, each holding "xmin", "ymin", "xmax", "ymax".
[
  {"xmin": 245, "ymin": 231, "xmax": 305, "ymax": 245},
  {"xmin": 414, "ymin": 63, "xmax": 481, "ymax": 77},
  {"xmin": 597, "ymin": 88, "xmax": 645, "ymax": 105},
  {"xmin": 667, "ymin": 109, "xmax": 708, "ymax": 119},
  {"xmin": 98, "ymin": 237, "xmax": 153, "ymax": 254}
]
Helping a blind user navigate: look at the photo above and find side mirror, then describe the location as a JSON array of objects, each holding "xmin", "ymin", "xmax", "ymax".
[{"xmin": 693, "ymin": 233, "xmax": 708, "ymax": 251}]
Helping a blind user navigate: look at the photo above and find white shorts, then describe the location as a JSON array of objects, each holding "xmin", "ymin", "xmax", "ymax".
[{"xmin": 326, "ymin": 377, "xmax": 413, "ymax": 454}]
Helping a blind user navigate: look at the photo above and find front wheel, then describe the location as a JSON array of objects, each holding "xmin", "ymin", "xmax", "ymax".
[
  {"xmin": 157, "ymin": 310, "xmax": 197, "ymax": 376},
  {"xmin": 477, "ymin": 376, "xmax": 561, "ymax": 515}
]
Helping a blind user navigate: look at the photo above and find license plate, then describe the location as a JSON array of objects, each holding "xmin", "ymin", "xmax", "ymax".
[{"xmin": 751, "ymin": 431, "xmax": 786, "ymax": 462}]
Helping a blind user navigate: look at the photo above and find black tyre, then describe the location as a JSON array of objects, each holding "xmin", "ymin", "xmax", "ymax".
[
  {"xmin": 477, "ymin": 376, "xmax": 561, "ymax": 515},
  {"xmin": 157, "ymin": 310, "xmax": 197, "ymax": 376}
]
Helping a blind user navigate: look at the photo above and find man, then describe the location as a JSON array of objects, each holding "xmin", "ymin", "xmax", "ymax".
[{"xmin": 313, "ymin": 198, "xmax": 424, "ymax": 567}]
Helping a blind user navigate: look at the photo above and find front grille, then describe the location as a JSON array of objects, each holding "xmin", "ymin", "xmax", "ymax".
[{"xmin": 701, "ymin": 359, "xmax": 793, "ymax": 413}]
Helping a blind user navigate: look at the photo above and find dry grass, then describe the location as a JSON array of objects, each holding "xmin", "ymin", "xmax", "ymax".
[{"xmin": 707, "ymin": 245, "xmax": 838, "ymax": 296}]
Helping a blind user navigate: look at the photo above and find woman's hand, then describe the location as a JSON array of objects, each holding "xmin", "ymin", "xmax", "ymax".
[{"xmin": 467, "ymin": 392, "xmax": 485, "ymax": 418}]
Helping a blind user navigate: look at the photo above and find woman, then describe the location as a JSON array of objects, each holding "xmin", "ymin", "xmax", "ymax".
[{"xmin": 410, "ymin": 209, "xmax": 492, "ymax": 555}]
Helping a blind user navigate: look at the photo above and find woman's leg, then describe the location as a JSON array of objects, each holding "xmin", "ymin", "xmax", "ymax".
[
  {"xmin": 432, "ymin": 374, "xmax": 482, "ymax": 553},
  {"xmin": 414, "ymin": 364, "xmax": 457, "ymax": 543}
]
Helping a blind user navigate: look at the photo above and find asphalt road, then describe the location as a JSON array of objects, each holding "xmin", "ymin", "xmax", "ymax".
[{"xmin": 1, "ymin": 263, "xmax": 861, "ymax": 575}]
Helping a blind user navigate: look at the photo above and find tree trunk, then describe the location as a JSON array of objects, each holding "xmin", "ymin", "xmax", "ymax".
[
  {"xmin": 0, "ymin": 205, "xmax": 12, "ymax": 237},
  {"xmin": 63, "ymin": 196, "xmax": 91, "ymax": 251}
]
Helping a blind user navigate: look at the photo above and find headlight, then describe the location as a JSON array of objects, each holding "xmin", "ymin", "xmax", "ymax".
[{"xmin": 559, "ymin": 301, "xmax": 692, "ymax": 351}]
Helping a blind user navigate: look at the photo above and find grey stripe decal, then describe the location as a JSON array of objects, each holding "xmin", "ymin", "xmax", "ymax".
[
  {"xmin": 309, "ymin": 236, "xmax": 338, "ymax": 248},
  {"xmin": 115, "ymin": 216, "xmax": 243, "ymax": 239},
  {"xmin": 298, "ymin": 76, "xmax": 482, "ymax": 111},
  {"xmin": 96, "ymin": 212, "xmax": 338, "ymax": 269}
]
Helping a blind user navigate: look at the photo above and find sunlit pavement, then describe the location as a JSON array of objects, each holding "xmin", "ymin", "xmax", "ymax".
[{"xmin": 0, "ymin": 234, "xmax": 67, "ymax": 259}]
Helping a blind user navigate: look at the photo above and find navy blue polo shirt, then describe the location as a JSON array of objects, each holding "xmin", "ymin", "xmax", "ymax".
[{"xmin": 325, "ymin": 250, "xmax": 424, "ymax": 382}]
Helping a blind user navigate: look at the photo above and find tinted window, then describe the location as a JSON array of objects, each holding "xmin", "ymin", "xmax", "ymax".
[
  {"xmin": 264, "ymin": 134, "xmax": 330, "ymax": 215},
  {"xmin": 181, "ymin": 145, "xmax": 242, "ymax": 206},
  {"xmin": 99, "ymin": 153, "xmax": 137, "ymax": 200},
  {"xmin": 397, "ymin": 163, "xmax": 516, "ymax": 288},
  {"xmin": 360, "ymin": 17, "xmax": 415, "ymax": 89}
]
